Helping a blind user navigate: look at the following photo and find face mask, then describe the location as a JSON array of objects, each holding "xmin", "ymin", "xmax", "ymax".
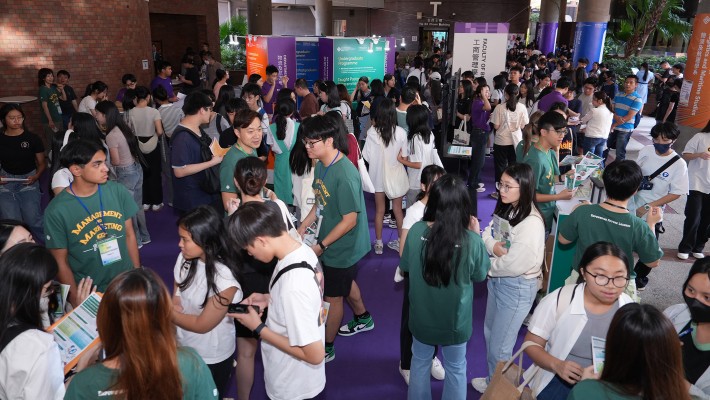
[
  {"xmin": 684, "ymin": 293, "xmax": 710, "ymax": 323},
  {"xmin": 653, "ymin": 142, "xmax": 672, "ymax": 154}
]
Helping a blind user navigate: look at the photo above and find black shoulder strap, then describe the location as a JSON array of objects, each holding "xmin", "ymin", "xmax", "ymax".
[
  {"xmin": 648, "ymin": 154, "xmax": 681, "ymax": 181},
  {"xmin": 215, "ymin": 114, "xmax": 225, "ymax": 137},
  {"xmin": 270, "ymin": 261, "xmax": 315, "ymax": 291},
  {"xmin": 0, "ymin": 323, "xmax": 34, "ymax": 354}
]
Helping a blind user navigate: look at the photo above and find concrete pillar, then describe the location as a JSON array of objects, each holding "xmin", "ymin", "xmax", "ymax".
[
  {"xmin": 675, "ymin": 0, "xmax": 710, "ymax": 151},
  {"xmin": 247, "ymin": 0, "xmax": 272, "ymax": 35},
  {"xmin": 315, "ymin": 0, "xmax": 333, "ymax": 36},
  {"xmin": 538, "ymin": 0, "xmax": 564, "ymax": 55},
  {"xmin": 571, "ymin": 0, "xmax": 611, "ymax": 71}
]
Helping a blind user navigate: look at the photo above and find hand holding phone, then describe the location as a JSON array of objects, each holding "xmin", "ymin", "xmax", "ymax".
[{"xmin": 228, "ymin": 303, "xmax": 261, "ymax": 314}]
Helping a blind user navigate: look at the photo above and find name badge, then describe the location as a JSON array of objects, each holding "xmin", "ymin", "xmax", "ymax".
[{"xmin": 97, "ymin": 236, "xmax": 122, "ymax": 266}]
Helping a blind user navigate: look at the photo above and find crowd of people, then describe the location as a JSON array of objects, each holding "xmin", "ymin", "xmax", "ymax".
[{"xmin": 0, "ymin": 39, "xmax": 708, "ymax": 400}]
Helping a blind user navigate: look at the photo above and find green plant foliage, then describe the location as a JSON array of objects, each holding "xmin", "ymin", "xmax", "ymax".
[
  {"xmin": 219, "ymin": 16, "xmax": 248, "ymax": 70},
  {"xmin": 611, "ymin": 0, "xmax": 691, "ymax": 58}
]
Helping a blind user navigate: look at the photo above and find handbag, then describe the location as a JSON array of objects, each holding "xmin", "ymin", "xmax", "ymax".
[
  {"xmin": 481, "ymin": 341, "xmax": 541, "ymax": 400},
  {"xmin": 431, "ymin": 147, "xmax": 444, "ymax": 168},
  {"xmin": 351, "ymin": 133, "xmax": 375, "ymax": 193},
  {"xmin": 452, "ymin": 120, "xmax": 470, "ymax": 145},
  {"xmin": 381, "ymin": 141, "xmax": 408, "ymax": 199},
  {"xmin": 138, "ymin": 134, "xmax": 159, "ymax": 154}
]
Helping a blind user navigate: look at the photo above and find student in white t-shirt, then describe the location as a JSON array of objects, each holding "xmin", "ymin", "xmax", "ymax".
[
  {"xmin": 678, "ymin": 121, "xmax": 710, "ymax": 260},
  {"xmin": 229, "ymin": 201, "xmax": 326, "ymax": 400},
  {"xmin": 630, "ymin": 122, "xmax": 689, "ymax": 289},
  {"xmin": 395, "ymin": 165, "xmax": 446, "ymax": 384},
  {"xmin": 397, "ymin": 104, "xmax": 440, "ymax": 206},
  {"xmin": 171, "ymin": 205, "xmax": 242, "ymax": 398}
]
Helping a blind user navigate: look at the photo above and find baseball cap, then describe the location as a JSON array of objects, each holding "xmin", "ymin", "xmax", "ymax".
[{"xmin": 430, "ymin": 72, "xmax": 442, "ymax": 81}]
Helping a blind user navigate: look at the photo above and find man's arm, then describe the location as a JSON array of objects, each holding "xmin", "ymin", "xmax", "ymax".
[
  {"xmin": 297, "ymin": 204, "xmax": 318, "ymax": 237},
  {"xmin": 124, "ymin": 218, "xmax": 141, "ymax": 267},
  {"xmin": 50, "ymin": 248, "xmax": 79, "ymax": 306},
  {"xmin": 263, "ymin": 83, "xmax": 276, "ymax": 104},
  {"xmin": 173, "ymin": 156, "xmax": 222, "ymax": 178},
  {"xmin": 312, "ymin": 212, "xmax": 357, "ymax": 256}
]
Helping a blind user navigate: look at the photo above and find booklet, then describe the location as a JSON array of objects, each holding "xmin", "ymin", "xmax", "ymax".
[
  {"xmin": 447, "ymin": 145, "xmax": 472, "ymax": 156},
  {"xmin": 303, "ymin": 215, "xmax": 323, "ymax": 247},
  {"xmin": 491, "ymin": 215, "xmax": 512, "ymax": 248},
  {"xmin": 591, "ymin": 336, "xmax": 606, "ymax": 374},
  {"xmin": 210, "ymin": 139, "xmax": 230, "ymax": 157},
  {"xmin": 48, "ymin": 292, "xmax": 102, "ymax": 375}
]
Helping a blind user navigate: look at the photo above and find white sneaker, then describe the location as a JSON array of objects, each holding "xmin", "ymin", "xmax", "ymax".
[
  {"xmin": 374, "ymin": 242, "xmax": 383, "ymax": 255},
  {"xmin": 476, "ymin": 187, "xmax": 486, "ymax": 193},
  {"xmin": 142, "ymin": 204, "xmax": 150, "ymax": 211},
  {"xmin": 678, "ymin": 252, "xmax": 690, "ymax": 260},
  {"xmin": 471, "ymin": 377, "xmax": 488, "ymax": 393},
  {"xmin": 399, "ymin": 364, "xmax": 410, "ymax": 385},
  {"xmin": 478, "ymin": 183, "xmax": 485, "ymax": 188},
  {"xmin": 151, "ymin": 203, "xmax": 164, "ymax": 211},
  {"xmin": 394, "ymin": 266, "xmax": 404, "ymax": 283},
  {"xmin": 431, "ymin": 357, "xmax": 445, "ymax": 380},
  {"xmin": 387, "ymin": 239, "xmax": 400, "ymax": 251},
  {"xmin": 693, "ymin": 252, "xmax": 706, "ymax": 259}
]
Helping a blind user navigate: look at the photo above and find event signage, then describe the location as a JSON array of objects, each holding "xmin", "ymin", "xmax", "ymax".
[
  {"xmin": 318, "ymin": 37, "xmax": 395, "ymax": 92},
  {"xmin": 245, "ymin": 36, "xmax": 296, "ymax": 89},
  {"xmin": 452, "ymin": 22, "xmax": 509, "ymax": 84},
  {"xmin": 572, "ymin": 22, "xmax": 607, "ymax": 72},
  {"xmin": 296, "ymin": 39, "xmax": 320, "ymax": 88},
  {"xmin": 677, "ymin": 13, "xmax": 710, "ymax": 129}
]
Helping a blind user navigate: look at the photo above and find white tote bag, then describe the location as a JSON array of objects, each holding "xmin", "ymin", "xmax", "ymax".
[
  {"xmin": 350, "ymin": 133, "xmax": 375, "ymax": 193},
  {"xmin": 381, "ymin": 143, "xmax": 408, "ymax": 199}
]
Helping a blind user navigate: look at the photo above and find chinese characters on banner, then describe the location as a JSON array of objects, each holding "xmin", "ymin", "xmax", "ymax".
[{"xmin": 452, "ymin": 22, "xmax": 508, "ymax": 85}]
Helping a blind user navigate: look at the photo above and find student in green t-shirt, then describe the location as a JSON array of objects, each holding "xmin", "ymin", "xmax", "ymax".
[
  {"xmin": 401, "ymin": 174, "xmax": 490, "ymax": 399},
  {"xmin": 568, "ymin": 303, "xmax": 688, "ymax": 400},
  {"xmin": 44, "ymin": 140, "xmax": 140, "ymax": 306},
  {"xmin": 558, "ymin": 160, "xmax": 662, "ymax": 283},
  {"xmin": 521, "ymin": 111, "xmax": 575, "ymax": 230},
  {"xmin": 220, "ymin": 109, "xmax": 261, "ymax": 211},
  {"xmin": 296, "ymin": 115, "xmax": 372, "ymax": 363},
  {"xmin": 37, "ymin": 68, "xmax": 65, "ymax": 151},
  {"xmin": 65, "ymin": 269, "xmax": 218, "ymax": 399}
]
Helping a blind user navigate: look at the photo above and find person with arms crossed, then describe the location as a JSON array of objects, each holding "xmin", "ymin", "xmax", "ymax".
[{"xmin": 607, "ymin": 75, "xmax": 642, "ymax": 162}]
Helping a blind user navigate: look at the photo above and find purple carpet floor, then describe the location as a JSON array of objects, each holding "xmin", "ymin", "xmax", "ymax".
[{"xmin": 138, "ymin": 155, "xmax": 529, "ymax": 399}]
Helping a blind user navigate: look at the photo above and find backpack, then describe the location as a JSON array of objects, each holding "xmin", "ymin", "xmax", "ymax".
[
  {"xmin": 0, "ymin": 323, "xmax": 34, "ymax": 354},
  {"xmin": 175, "ymin": 126, "xmax": 220, "ymax": 194}
]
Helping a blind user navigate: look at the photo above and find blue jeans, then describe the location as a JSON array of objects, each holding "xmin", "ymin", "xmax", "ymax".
[
  {"xmin": 484, "ymin": 276, "xmax": 538, "ymax": 380},
  {"xmin": 581, "ymin": 137, "xmax": 606, "ymax": 159},
  {"xmin": 0, "ymin": 169, "xmax": 44, "ymax": 240},
  {"xmin": 115, "ymin": 162, "xmax": 150, "ymax": 244},
  {"xmin": 409, "ymin": 338, "xmax": 467, "ymax": 400},
  {"xmin": 606, "ymin": 129, "xmax": 632, "ymax": 161},
  {"xmin": 537, "ymin": 375, "xmax": 573, "ymax": 400}
]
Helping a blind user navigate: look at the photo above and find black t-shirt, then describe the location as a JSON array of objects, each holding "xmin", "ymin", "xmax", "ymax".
[
  {"xmin": 56, "ymin": 84, "xmax": 77, "ymax": 115},
  {"xmin": 680, "ymin": 322, "xmax": 710, "ymax": 385},
  {"xmin": 0, "ymin": 131, "xmax": 44, "ymax": 174},
  {"xmin": 656, "ymin": 89, "xmax": 680, "ymax": 122},
  {"xmin": 182, "ymin": 67, "xmax": 201, "ymax": 93}
]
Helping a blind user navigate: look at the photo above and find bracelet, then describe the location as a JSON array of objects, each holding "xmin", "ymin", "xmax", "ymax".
[
  {"xmin": 254, "ymin": 323, "xmax": 267, "ymax": 337},
  {"xmin": 317, "ymin": 240, "xmax": 328, "ymax": 251}
]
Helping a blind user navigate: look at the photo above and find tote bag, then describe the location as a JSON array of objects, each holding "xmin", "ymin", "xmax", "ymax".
[
  {"xmin": 381, "ymin": 142, "xmax": 408, "ymax": 199},
  {"xmin": 350, "ymin": 133, "xmax": 375, "ymax": 193},
  {"xmin": 481, "ymin": 341, "xmax": 540, "ymax": 400},
  {"xmin": 452, "ymin": 120, "xmax": 470, "ymax": 145}
]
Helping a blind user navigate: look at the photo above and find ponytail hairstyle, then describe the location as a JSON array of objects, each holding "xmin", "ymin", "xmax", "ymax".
[
  {"xmin": 234, "ymin": 156, "xmax": 267, "ymax": 197},
  {"xmin": 522, "ymin": 110, "xmax": 544, "ymax": 158},
  {"xmin": 504, "ymin": 83, "xmax": 520, "ymax": 112},
  {"xmin": 374, "ymin": 97, "xmax": 397, "ymax": 147},
  {"xmin": 274, "ymin": 98, "xmax": 296, "ymax": 141},
  {"xmin": 641, "ymin": 62, "xmax": 649, "ymax": 82},
  {"xmin": 416, "ymin": 164, "xmax": 446, "ymax": 202},
  {"xmin": 421, "ymin": 174, "xmax": 472, "ymax": 287},
  {"xmin": 593, "ymin": 91, "xmax": 613, "ymax": 112},
  {"xmin": 177, "ymin": 205, "xmax": 237, "ymax": 308},
  {"xmin": 94, "ymin": 101, "xmax": 144, "ymax": 164},
  {"xmin": 405, "ymin": 104, "xmax": 432, "ymax": 144},
  {"xmin": 97, "ymin": 269, "xmax": 183, "ymax": 400},
  {"xmin": 83, "ymin": 81, "xmax": 108, "ymax": 98}
]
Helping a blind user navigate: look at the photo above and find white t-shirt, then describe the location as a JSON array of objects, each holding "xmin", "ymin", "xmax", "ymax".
[
  {"xmin": 174, "ymin": 255, "xmax": 242, "ymax": 364},
  {"xmin": 77, "ymin": 96, "xmax": 97, "ymax": 114},
  {"xmin": 0, "ymin": 329, "xmax": 65, "ymax": 400},
  {"xmin": 267, "ymin": 118, "xmax": 296, "ymax": 154},
  {"xmin": 51, "ymin": 168, "xmax": 74, "ymax": 191},
  {"xmin": 407, "ymin": 68, "xmax": 427, "ymax": 87},
  {"xmin": 263, "ymin": 244, "xmax": 325, "ymax": 400},
  {"xmin": 403, "ymin": 200, "xmax": 426, "ymax": 230},
  {"xmin": 630, "ymin": 146, "xmax": 689, "ymax": 211},
  {"xmin": 362, "ymin": 125, "xmax": 409, "ymax": 192},
  {"xmin": 319, "ymin": 103, "xmax": 351, "ymax": 120},
  {"xmin": 683, "ymin": 132, "xmax": 710, "ymax": 193},
  {"xmin": 127, "ymin": 106, "xmax": 162, "ymax": 138},
  {"xmin": 581, "ymin": 105, "xmax": 613, "ymax": 139},
  {"xmin": 491, "ymin": 102, "xmax": 529, "ymax": 146},
  {"xmin": 406, "ymin": 133, "xmax": 436, "ymax": 190}
]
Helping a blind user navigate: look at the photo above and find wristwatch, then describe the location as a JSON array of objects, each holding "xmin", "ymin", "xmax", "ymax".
[{"xmin": 317, "ymin": 240, "xmax": 329, "ymax": 251}]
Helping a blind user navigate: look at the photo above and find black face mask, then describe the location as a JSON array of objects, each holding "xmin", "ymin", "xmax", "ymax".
[{"xmin": 684, "ymin": 293, "xmax": 710, "ymax": 323}]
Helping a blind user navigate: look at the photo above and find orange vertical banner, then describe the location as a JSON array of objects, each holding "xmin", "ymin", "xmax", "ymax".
[
  {"xmin": 246, "ymin": 35, "xmax": 268, "ymax": 78},
  {"xmin": 677, "ymin": 14, "xmax": 710, "ymax": 128}
]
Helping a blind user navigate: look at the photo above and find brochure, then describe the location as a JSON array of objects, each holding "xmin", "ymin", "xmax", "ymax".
[
  {"xmin": 210, "ymin": 139, "xmax": 230, "ymax": 157},
  {"xmin": 48, "ymin": 292, "xmax": 102, "ymax": 374},
  {"xmin": 303, "ymin": 215, "xmax": 323, "ymax": 247},
  {"xmin": 565, "ymin": 152, "xmax": 603, "ymax": 189},
  {"xmin": 491, "ymin": 215, "xmax": 512, "ymax": 248},
  {"xmin": 591, "ymin": 336, "xmax": 606, "ymax": 374},
  {"xmin": 447, "ymin": 145, "xmax": 472, "ymax": 156}
]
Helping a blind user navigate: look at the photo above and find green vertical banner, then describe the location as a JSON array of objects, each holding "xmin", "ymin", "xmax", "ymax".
[{"xmin": 332, "ymin": 38, "xmax": 387, "ymax": 92}]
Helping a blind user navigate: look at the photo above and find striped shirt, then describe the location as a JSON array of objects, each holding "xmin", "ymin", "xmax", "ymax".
[{"xmin": 613, "ymin": 91, "xmax": 642, "ymax": 132}]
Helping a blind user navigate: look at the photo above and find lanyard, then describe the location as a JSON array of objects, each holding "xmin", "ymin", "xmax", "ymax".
[
  {"xmin": 69, "ymin": 184, "xmax": 107, "ymax": 234},
  {"xmin": 235, "ymin": 143, "xmax": 253, "ymax": 157},
  {"xmin": 320, "ymin": 150, "xmax": 340, "ymax": 181}
]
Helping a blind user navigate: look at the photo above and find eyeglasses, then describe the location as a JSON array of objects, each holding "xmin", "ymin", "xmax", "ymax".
[
  {"xmin": 583, "ymin": 270, "xmax": 629, "ymax": 288},
  {"xmin": 495, "ymin": 182, "xmax": 520, "ymax": 193},
  {"xmin": 547, "ymin": 128, "xmax": 567, "ymax": 136},
  {"xmin": 302, "ymin": 139, "xmax": 323, "ymax": 148},
  {"xmin": 7, "ymin": 116, "xmax": 24, "ymax": 122}
]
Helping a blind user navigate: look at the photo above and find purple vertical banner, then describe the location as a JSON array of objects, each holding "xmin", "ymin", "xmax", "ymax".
[
  {"xmin": 537, "ymin": 22, "xmax": 558, "ymax": 55},
  {"xmin": 319, "ymin": 38, "xmax": 333, "ymax": 81},
  {"xmin": 266, "ymin": 37, "xmax": 297, "ymax": 89},
  {"xmin": 572, "ymin": 22, "xmax": 607, "ymax": 71},
  {"xmin": 385, "ymin": 37, "xmax": 396, "ymax": 73}
]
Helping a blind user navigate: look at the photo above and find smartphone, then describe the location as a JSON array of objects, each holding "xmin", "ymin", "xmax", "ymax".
[{"xmin": 228, "ymin": 304, "xmax": 260, "ymax": 314}]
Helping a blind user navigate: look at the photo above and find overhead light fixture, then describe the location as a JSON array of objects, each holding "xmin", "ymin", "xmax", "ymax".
[
  {"xmin": 384, "ymin": 39, "xmax": 391, "ymax": 51},
  {"xmin": 356, "ymin": 37, "xmax": 366, "ymax": 45},
  {"xmin": 372, "ymin": 37, "xmax": 380, "ymax": 45},
  {"xmin": 368, "ymin": 42, "xmax": 374, "ymax": 52},
  {"xmin": 401, "ymin": 37, "xmax": 406, "ymax": 47}
]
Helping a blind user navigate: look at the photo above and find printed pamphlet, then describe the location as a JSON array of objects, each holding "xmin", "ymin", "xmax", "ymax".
[
  {"xmin": 48, "ymin": 292, "xmax": 102, "ymax": 374},
  {"xmin": 591, "ymin": 336, "xmax": 606, "ymax": 374},
  {"xmin": 447, "ymin": 145, "xmax": 472, "ymax": 156},
  {"xmin": 491, "ymin": 215, "xmax": 512, "ymax": 248},
  {"xmin": 303, "ymin": 215, "xmax": 323, "ymax": 247}
]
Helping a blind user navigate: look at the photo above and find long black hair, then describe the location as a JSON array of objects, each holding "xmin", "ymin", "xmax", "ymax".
[
  {"xmin": 0, "ymin": 243, "xmax": 58, "ymax": 342},
  {"xmin": 421, "ymin": 174, "xmax": 472, "ymax": 287},
  {"xmin": 504, "ymin": 83, "xmax": 520, "ymax": 112},
  {"xmin": 177, "ymin": 206, "xmax": 238, "ymax": 308},
  {"xmin": 370, "ymin": 79, "xmax": 385, "ymax": 97},
  {"xmin": 0, "ymin": 219, "xmax": 32, "ymax": 253},
  {"xmin": 521, "ymin": 80, "xmax": 536, "ymax": 109},
  {"xmin": 95, "ymin": 101, "xmax": 144, "ymax": 165},
  {"xmin": 323, "ymin": 81, "xmax": 340, "ymax": 109},
  {"xmin": 375, "ymin": 97, "xmax": 397, "ymax": 147},
  {"xmin": 289, "ymin": 123, "xmax": 313, "ymax": 176},
  {"xmin": 415, "ymin": 165, "xmax": 446, "ymax": 202},
  {"xmin": 460, "ymin": 80, "xmax": 474, "ymax": 100},
  {"xmin": 83, "ymin": 81, "xmax": 108, "ymax": 98},
  {"xmin": 274, "ymin": 98, "xmax": 296, "ymax": 141},
  {"xmin": 493, "ymin": 163, "xmax": 542, "ymax": 227},
  {"xmin": 406, "ymin": 104, "xmax": 432, "ymax": 144}
]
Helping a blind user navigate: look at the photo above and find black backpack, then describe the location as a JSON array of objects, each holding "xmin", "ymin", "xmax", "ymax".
[
  {"xmin": 0, "ymin": 323, "xmax": 34, "ymax": 354},
  {"xmin": 174, "ymin": 126, "xmax": 220, "ymax": 194}
]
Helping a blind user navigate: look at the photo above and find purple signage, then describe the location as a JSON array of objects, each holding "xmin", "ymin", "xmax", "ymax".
[
  {"xmin": 319, "ymin": 38, "xmax": 333, "ymax": 81},
  {"xmin": 572, "ymin": 22, "xmax": 607, "ymax": 71},
  {"xmin": 266, "ymin": 37, "xmax": 296, "ymax": 89},
  {"xmin": 538, "ymin": 22, "xmax": 558, "ymax": 56}
]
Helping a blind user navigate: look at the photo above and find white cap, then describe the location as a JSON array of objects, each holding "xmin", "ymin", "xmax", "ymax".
[{"xmin": 430, "ymin": 72, "xmax": 442, "ymax": 81}]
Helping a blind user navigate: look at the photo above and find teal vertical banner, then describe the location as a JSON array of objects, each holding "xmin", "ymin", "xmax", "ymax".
[{"xmin": 333, "ymin": 38, "xmax": 387, "ymax": 92}]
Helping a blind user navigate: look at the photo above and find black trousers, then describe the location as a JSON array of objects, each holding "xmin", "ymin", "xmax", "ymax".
[
  {"xmin": 141, "ymin": 145, "xmax": 163, "ymax": 205},
  {"xmin": 634, "ymin": 222, "xmax": 662, "ymax": 280},
  {"xmin": 679, "ymin": 190, "xmax": 710, "ymax": 254},
  {"xmin": 207, "ymin": 356, "xmax": 234, "ymax": 398},
  {"xmin": 493, "ymin": 144, "xmax": 516, "ymax": 184}
]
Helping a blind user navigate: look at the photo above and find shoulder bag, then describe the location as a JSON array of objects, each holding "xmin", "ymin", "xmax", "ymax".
[
  {"xmin": 381, "ymin": 137, "xmax": 408, "ymax": 199},
  {"xmin": 350, "ymin": 133, "xmax": 375, "ymax": 193}
]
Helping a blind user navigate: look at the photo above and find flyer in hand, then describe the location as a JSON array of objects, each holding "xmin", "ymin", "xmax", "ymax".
[
  {"xmin": 565, "ymin": 152, "xmax": 603, "ymax": 190},
  {"xmin": 491, "ymin": 215, "xmax": 512, "ymax": 248},
  {"xmin": 591, "ymin": 336, "xmax": 606, "ymax": 374},
  {"xmin": 48, "ymin": 292, "xmax": 102, "ymax": 374}
]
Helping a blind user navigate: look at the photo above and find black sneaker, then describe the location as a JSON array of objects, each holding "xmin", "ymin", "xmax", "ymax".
[{"xmin": 636, "ymin": 276, "xmax": 649, "ymax": 291}]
